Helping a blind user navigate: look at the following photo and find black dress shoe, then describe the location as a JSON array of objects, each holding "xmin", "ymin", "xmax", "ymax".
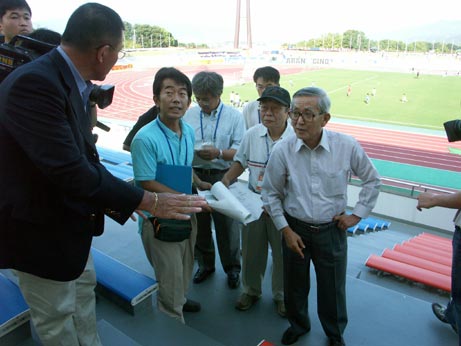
[
  {"xmin": 183, "ymin": 299, "xmax": 201, "ymax": 312},
  {"xmin": 329, "ymin": 338, "xmax": 346, "ymax": 346},
  {"xmin": 432, "ymin": 302, "xmax": 449, "ymax": 323},
  {"xmin": 193, "ymin": 268, "xmax": 215, "ymax": 284},
  {"xmin": 281, "ymin": 327, "xmax": 303, "ymax": 345},
  {"xmin": 227, "ymin": 272, "xmax": 240, "ymax": 289},
  {"xmin": 432, "ymin": 302, "xmax": 458, "ymax": 333}
]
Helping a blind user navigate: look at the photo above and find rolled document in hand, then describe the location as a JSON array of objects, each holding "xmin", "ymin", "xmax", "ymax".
[{"xmin": 200, "ymin": 182, "xmax": 252, "ymax": 224}]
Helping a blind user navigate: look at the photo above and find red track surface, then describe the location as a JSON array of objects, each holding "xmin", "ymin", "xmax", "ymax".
[{"xmin": 99, "ymin": 66, "xmax": 461, "ymax": 172}]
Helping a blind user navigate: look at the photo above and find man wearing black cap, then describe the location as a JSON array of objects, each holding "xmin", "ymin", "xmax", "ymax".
[
  {"xmin": 222, "ymin": 86, "xmax": 294, "ymax": 317},
  {"xmin": 262, "ymin": 87, "xmax": 381, "ymax": 345}
]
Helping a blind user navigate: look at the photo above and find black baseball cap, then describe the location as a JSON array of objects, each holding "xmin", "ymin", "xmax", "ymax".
[{"xmin": 257, "ymin": 86, "xmax": 291, "ymax": 107}]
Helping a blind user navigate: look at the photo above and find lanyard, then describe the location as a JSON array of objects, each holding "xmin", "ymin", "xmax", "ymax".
[
  {"xmin": 200, "ymin": 103, "xmax": 224, "ymax": 143},
  {"xmin": 157, "ymin": 120, "xmax": 188, "ymax": 166},
  {"xmin": 264, "ymin": 134, "xmax": 271, "ymax": 165},
  {"xmin": 258, "ymin": 108, "xmax": 261, "ymax": 124}
]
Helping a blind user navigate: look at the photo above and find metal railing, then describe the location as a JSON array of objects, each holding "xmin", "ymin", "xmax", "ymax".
[{"xmin": 348, "ymin": 174, "xmax": 455, "ymax": 198}]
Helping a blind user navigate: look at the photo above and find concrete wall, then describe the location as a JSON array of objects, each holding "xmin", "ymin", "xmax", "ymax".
[{"xmin": 348, "ymin": 185, "xmax": 456, "ymax": 233}]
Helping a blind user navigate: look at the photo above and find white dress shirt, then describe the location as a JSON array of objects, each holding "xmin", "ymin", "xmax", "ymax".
[{"xmin": 262, "ymin": 129, "xmax": 381, "ymax": 230}]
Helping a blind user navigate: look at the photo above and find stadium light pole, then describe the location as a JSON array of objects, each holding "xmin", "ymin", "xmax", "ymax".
[
  {"xmin": 132, "ymin": 27, "xmax": 136, "ymax": 49},
  {"xmin": 234, "ymin": 0, "xmax": 252, "ymax": 49}
]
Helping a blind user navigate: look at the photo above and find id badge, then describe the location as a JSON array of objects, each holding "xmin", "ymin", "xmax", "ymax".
[{"xmin": 255, "ymin": 170, "xmax": 265, "ymax": 192}]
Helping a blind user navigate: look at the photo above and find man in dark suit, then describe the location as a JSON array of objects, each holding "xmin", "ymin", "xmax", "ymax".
[{"xmin": 0, "ymin": 3, "xmax": 205, "ymax": 345}]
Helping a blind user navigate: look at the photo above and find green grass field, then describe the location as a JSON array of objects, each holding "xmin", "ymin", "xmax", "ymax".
[{"xmin": 223, "ymin": 69, "xmax": 461, "ymax": 131}]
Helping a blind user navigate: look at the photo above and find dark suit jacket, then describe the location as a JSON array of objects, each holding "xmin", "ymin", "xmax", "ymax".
[{"xmin": 0, "ymin": 49, "xmax": 144, "ymax": 281}]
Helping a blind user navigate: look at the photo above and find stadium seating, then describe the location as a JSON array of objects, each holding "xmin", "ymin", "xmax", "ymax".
[
  {"xmin": 366, "ymin": 233, "xmax": 452, "ymax": 292},
  {"xmin": 366, "ymin": 255, "xmax": 451, "ymax": 292},
  {"xmin": 347, "ymin": 215, "xmax": 391, "ymax": 234},
  {"xmin": 0, "ymin": 273, "xmax": 30, "ymax": 339},
  {"xmin": 91, "ymin": 248, "xmax": 158, "ymax": 315},
  {"xmin": 97, "ymin": 146, "xmax": 134, "ymax": 183}
]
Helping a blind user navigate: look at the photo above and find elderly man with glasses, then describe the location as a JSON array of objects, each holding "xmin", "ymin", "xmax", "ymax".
[{"xmin": 262, "ymin": 86, "xmax": 381, "ymax": 346}]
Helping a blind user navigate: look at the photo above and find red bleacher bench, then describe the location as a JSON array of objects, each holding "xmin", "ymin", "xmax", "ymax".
[{"xmin": 365, "ymin": 254, "xmax": 451, "ymax": 292}]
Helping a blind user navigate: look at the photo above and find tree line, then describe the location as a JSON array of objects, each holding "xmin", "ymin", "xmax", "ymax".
[
  {"xmin": 284, "ymin": 30, "xmax": 460, "ymax": 54},
  {"xmin": 123, "ymin": 23, "xmax": 460, "ymax": 54}
]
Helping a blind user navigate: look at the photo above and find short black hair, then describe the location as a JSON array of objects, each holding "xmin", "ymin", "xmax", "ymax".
[
  {"xmin": 28, "ymin": 28, "xmax": 61, "ymax": 45},
  {"xmin": 191, "ymin": 71, "xmax": 223, "ymax": 97},
  {"xmin": 153, "ymin": 67, "xmax": 192, "ymax": 99},
  {"xmin": 61, "ymin": 3, "xmax": 124, "ymax": 52},
  {"xmin": 0, "ymin": 0, "xmax": 31, "ymax": 18},
  {"xmin": 253, "ymin": 66, "xmax": 280, "ymax": 84}
]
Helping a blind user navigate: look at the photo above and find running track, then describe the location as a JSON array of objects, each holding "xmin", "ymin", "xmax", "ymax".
[{"xmin": 98, "ymin": 65, "xmax": 461, "ymax": 173}]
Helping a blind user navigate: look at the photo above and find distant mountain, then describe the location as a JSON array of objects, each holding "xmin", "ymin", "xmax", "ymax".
[{"xmin": 371, "ymin": 20, "xmax": 461, "ymax": 43}]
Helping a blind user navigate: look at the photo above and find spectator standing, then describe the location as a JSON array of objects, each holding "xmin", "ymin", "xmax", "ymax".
[
  {"xmin": 262, "ymin": 87, "xmax": 381, "ymax": 345},
  {"xmin": 243, "ymin": 66, "xmax": 280, "ymax": 129},
  {"xmin": 184, "ymin": 71, "xmax": 245, "ymax": 289},
  {"xmin": 417, "ymin": 191, "xmax": 461, "ymax": 343},
  {"xmin": 0, "ymin": 4, "xmax": 205, "ymax": 345},
  {"xmin": 222, "ymin": 86, "xmax": 294, "ymax": 317},
  {"xmin": 131, "ymin": 67, "xmax": 208, "ymax": 323}
]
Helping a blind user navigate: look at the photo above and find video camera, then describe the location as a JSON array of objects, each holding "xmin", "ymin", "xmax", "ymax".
[
  {"xmin": 0, "ymin": 34, "xmax": 56, "ymax": 83},
  {"xmin": 0, "ymin": 35, "xmax": 114, "ymax": 132},
  {"xmin": 444, "ymin": 120, "xmax": 461, "ymax": 142}
]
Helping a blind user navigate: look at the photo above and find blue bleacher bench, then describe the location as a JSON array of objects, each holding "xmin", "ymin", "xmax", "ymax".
[
  {"xmin": 97, "ymin": 146, "xmax": 134, "ymax": 183},
  {"xmin": 97, "ymin": 146, "xmax": 132, "ymax": 165},
  {"xmin": 0, "ymin": 273, "xmax": 30, "ymax": 338},
  {"xmin": 91, "ymin": 248, "xmax": 158, "ymax": 315}
]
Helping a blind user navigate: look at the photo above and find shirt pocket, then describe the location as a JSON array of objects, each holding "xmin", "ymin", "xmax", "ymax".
[
  {"xmin": 323, "ymin": 170, "xmax": 348, "ymax": 197},
  {"xmin": 215, "ymin": 134, "xmax": 231, "ymax": 149}
]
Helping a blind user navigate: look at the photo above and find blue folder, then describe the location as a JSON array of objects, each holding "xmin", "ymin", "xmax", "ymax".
[{"xmin": 156, "ymin": 164, "xmax": 192, "ymax": 194}]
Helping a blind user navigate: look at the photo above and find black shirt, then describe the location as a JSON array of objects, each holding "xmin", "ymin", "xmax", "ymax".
[{"xmin": 123, "ymin": 106, "xmax": 158, "ymax": 151}]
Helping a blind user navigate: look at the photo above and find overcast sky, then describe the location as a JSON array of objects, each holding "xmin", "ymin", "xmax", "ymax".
[{"xmin": 27, "ymin": 0, "xmax": 459, "ymax": 46}]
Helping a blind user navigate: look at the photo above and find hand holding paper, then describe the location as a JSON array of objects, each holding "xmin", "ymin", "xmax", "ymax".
[{"xmin": 198, "ymin": 181, "xmax": 263, "ymax": 224}]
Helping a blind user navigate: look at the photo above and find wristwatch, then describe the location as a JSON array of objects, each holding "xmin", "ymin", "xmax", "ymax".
[{"xmin": 218, "ymin": 149, "xmax": 223, "ymax": 159}]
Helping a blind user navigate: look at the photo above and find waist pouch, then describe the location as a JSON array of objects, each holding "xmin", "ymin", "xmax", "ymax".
[{"xmin": 149, "ymin": 217, "xmax": 192, "ymax": 242}]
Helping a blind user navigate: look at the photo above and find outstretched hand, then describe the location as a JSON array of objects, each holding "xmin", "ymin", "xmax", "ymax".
[
  {"xmin": 154, "ymin": 193, "xmax": 207, "ymax": 219},
  {"xmin": 135, "ymin": 193, "xmax": 207, "ymax": 221}
]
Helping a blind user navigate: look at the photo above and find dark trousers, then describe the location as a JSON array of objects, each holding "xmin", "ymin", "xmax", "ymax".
[
  {"xmin": 445, "ymin": 226, "xmax": 461, "ymax": 346},
  {"xmin": 194, "ymin": 169, "xmax": 241, "ymax": 274},
  {"xmin": 284, "ymin": 213, "xmax": 348, "ymax": 342}
]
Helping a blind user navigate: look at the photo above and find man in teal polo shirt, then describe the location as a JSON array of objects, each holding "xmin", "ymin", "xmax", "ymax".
[{"xmin": 131, "ymin": 67, "xmax": 210, "ymax": 323}]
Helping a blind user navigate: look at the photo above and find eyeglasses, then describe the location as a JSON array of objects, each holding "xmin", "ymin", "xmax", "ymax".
[
  {"xmin": 193, "ymin": 97, "xmax": 211, "ymax": 106},
  {"xmin": 108, "ymin": 45, "xmax": 126, "ymax": 60},
  {"xmin": 289, "ymin": 109, "xmax": 323, "ymax": 122},
  {"xmin": 96, "ymin": 44, "xmax": 126, "ymax": 60},
  {"xmin": 116, "ymin": 49, "xmax": 126, "ymax": 60}
]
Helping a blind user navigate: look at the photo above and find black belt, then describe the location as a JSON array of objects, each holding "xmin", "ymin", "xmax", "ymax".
[
  {"xmin": 194, "ymin": 168, "xmax": 228, "ymax": 175},
  {"xmin": 285, "ymin": 213, "xmax": 337, "ymax": 233}
]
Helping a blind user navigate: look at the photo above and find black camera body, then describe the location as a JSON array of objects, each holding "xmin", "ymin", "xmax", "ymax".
[
  {"xmin": 90, "ymin": 84, "xmax": 114, "ymax": 110},
  {"xmin": 444, "ymin": 120, "xmax": 461, "ymax": 142}
]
